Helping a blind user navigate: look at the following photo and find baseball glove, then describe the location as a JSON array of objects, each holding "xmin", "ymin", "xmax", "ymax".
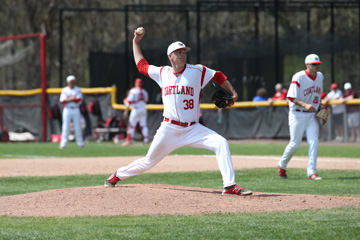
[
  {"xmin": 316, "ymin": 108, "xmax": 329, "ymax": 125},
  {"xmin": 212, "ymin": 90, "xmax": 234, "ymax": 108}
]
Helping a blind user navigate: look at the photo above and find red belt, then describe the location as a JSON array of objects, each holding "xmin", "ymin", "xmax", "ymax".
[
  {"xmin": 164, "ymin": 118, "xmax": 196, "ymax": 127},
  {"xmin": 295, "ymin": 109, "xmax": 312, "ymax": 113}
]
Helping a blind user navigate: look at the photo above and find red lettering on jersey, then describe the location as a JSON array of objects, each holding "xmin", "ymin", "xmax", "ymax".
[
  {"xmin": 313, "ymin": 96, "xmax": 319, "ymax": 104},
  {"xmin": 304, "ymin": 86, "xmax": 321, "ymax": 97},
  {"xmin": 163, "ymin": 85, "xmax": 194, "ymax": 96}
]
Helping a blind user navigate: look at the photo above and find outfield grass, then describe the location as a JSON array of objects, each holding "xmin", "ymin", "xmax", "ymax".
[
  {"xmin": 0, "ymin": 141, "xmax": 359, "ymax": 158},
  {"xmin": 1, "ymin": 206, "xmax": 359, "ymax": 240},
  {"xmin": 0, "ymin": 141, "xmax": 359, "ymax": 239}
]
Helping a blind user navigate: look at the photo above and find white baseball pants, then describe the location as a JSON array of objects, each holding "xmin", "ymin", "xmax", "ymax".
[
  {"xmin": 278, "ymin": 111, "xmax": 319, "ymax": 177},
  {"xmin": 127, "ymin": 108, "xmax": 148, "ymax": 143},
  {"xmin": 115, "ymin": 121, "xmax": 236, "ymax": 188},
  {"xmin": 60, "ymin": 107, "xmax": 84, "ymax": 148}
]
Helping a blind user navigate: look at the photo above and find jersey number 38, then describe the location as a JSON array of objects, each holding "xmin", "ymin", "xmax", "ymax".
[{"xmin": 183, "ymin": 99, "xmax": 194, "ymax": 110}]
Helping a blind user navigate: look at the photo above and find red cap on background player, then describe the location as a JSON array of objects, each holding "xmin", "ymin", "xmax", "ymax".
[
  {"xmin": 135, "ymin": 78, "xmax": 143, "ymax": 87},
  {"xmin": 330, "ymin": 83, "xmax": 338, "ymax": 89},
  {"xmin": 167, "ymin": 41, "xmax": 191, "ymax": 55},
  {"xmin": 305, "ymin": 54, "xmax": 323, "ymax": 64}
]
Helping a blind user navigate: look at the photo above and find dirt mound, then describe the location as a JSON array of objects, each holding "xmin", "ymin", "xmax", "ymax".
[
  {"xmin": 1, "ymin": 154, "xmax": 360, "ymax": 217},
  {"xmin": 1, "ymin": 184, "xmax": 359, "ymax": 217}
]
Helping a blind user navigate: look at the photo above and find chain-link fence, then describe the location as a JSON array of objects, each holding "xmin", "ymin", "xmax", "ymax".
[{"xmin": 58, "ymin": 1, "xmax": 360, "ymax": 104}]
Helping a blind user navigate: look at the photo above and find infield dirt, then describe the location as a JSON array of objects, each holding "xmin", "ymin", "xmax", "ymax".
[{"xmin": 1, "ymin": 155, "xmax": 359, "ymax": 217}]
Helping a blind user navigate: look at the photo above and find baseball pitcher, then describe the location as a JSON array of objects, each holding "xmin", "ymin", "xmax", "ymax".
[{"xmin": 104, "ymin": 27, "xmax": 252, "ymax": 196}]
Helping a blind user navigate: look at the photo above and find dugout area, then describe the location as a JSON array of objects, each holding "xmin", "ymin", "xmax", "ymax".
[
  {"xmin": 1, "ymin": 85, "xmax": 360, "ymax": 142},
  {"xmin": 0, "ymin": 86, "xmax": 291, "ymax": 142}
]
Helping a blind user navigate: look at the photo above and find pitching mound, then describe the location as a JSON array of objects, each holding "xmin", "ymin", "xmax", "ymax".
[
  {"xmin": 1, "ymin": 184, "xmax": 359, "ymax": 217},
  {"xmin": 1, "ymin": 154, "xmax": 360, "ymax": 217}
]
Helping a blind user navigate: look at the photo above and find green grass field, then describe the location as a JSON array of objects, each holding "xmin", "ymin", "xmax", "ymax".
[
  {"xmin": 0, "ymin": 141, "xmax": 359, "ymax": 239},
  {"xmin": 0, "ymin": 141, "xmax": 359, "ymax": 158}
]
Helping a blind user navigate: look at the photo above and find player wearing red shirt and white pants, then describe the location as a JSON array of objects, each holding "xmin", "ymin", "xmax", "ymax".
[
  {"xmin": 277, "ymin": 54, "xmax": 324, "ymax": 180},
  {"xmin": 59, "ymin": 75, "xmax": 84, "ymax": 149},
  {"xmin": 122, "ymin": 78, "xmax": 149, "ymax": 146},
  {"xmin": 104, "ymin": 27, "xmax": 252, "ymax": 196}
]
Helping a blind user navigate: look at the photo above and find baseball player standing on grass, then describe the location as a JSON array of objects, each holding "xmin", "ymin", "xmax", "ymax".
[
  {"xmin": 122, "ymin": 78, "xmax": 149, "ymax": 146},
  {"xmin": 104, "ymin": 27, "xmax": 253, "ymax": 196},
  {"xmin": 277, "ymin": 54, "xmax": 324, "ymax": 180},
  {"xmin": 59, "ymin": 75, "xmax": 84, "ymax": 149}
]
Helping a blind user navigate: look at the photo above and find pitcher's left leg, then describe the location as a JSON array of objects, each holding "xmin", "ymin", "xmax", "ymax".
[{"xmin": 186, "ymin": 124, "xmax": 235, "ymax": 188}]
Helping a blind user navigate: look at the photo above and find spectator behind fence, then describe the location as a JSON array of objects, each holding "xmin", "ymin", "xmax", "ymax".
[
  {"xmin": 253, "ymin": 88, "xmax": 268, "ymax": 108},
  {"xmin": 340, "ymin": 82, "xmax": 360, "ymax": 142},
  {"xmin": 269, "ymin": 83, "xmax": 287, "ymax": 104},
  {"xmin": 323, "ymin": 83, "xmax": 345, "ymax": 142}
]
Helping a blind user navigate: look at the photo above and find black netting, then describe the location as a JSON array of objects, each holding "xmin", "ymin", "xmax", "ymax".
[{"xmin": 59, "ymin": 2, "xmax": 360, "ymax": 103}]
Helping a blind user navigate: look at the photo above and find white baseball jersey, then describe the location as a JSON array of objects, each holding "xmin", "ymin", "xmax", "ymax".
[
  {"xmin": 112, "ymin": 61, "xmax": 238, "ymax": 188},
  {"xmin": 126, "ymin": 87, "xmax": 148, "ymax": 110},
  {"xmin": 279, "ymin": 69, "xmax": 324, "ymax": 177},
  {"xmin": 287, "ymin": 70, "xmax": 323, "ymax": 111},
  {"xmin": 59, "ymin": 86, "xmax": 83, "ymax": 108},
  {"xmin": 148, "ymin": 63, "xmax": 216, "ymax": 122}
]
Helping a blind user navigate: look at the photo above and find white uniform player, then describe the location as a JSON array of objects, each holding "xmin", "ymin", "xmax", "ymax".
[
  {"xmin": 104, "ymin": 27, "xmax": 253, "ymax": 196},
  {"xmin": 277, "ymin": 54, "xmax": 324, "ymax": 180},
  {"xmin": 59, "ymin": 75, "xmax": 84, "ymax": 149},
  {"xmin": 122, "ymin": 78, "xmax": 149, "ymax": 146}
]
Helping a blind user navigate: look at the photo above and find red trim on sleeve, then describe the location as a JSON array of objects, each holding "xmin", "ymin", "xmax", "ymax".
[
  {"xmin": 136, "ymin": 58, "xmax": 150, "ymax": 77},
  {"xmin": 211, "ymin": 71, "xmax": 227, "ymax": 85},
  {"xmin": 160, "ymin": 66, "xmax": 165, "ymax": 87},
  {"xmin": 74, "ymin": 98, "xmax": 81, "ymax": 103},
  {"xmin": 287, "ymin": 97, "xmax": 295, "ymax": 102},
  {"xmin": 199, "ymin": 66, "xmax": 206, "ymax": 102},
  {"xmin": 291, "ymin": 81, "xmax": 300, "ymax": 87},
  {"xmin": 201, "ymin": 66, "xmax": 206, "ymax": 87}
]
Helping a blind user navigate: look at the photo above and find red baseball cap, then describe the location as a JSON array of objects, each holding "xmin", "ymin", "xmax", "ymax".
[{"xmin": 330, "ymin": 83, "xmax": 338, "ymax": 89}]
